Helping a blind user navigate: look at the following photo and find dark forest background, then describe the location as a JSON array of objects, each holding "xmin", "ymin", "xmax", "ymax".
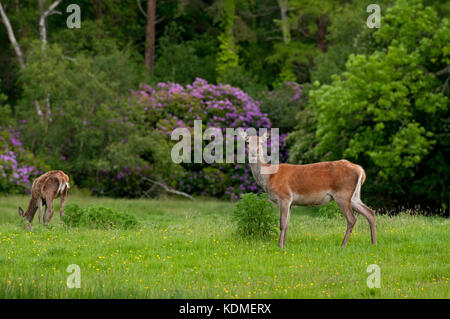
[{"xmin": 0, "ymin": 0, "xmax": 449, "ymax": 214}]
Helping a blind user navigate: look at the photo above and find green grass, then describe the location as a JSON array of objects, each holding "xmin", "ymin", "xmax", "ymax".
[{"xmin": 0, "ymin": 194, "xmax": 448, "ymax": 299}]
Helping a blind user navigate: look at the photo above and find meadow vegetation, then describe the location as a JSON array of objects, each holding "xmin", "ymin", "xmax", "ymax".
[{"xmin": 0, "ymin": 194, "xmax": 448, "ymax": 298}]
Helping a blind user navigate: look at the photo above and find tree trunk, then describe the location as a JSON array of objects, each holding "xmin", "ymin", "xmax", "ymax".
[
  {"xmin": 0, "ymin": 1, "xmax": 25, "ymax": 68},
  {"xmin": 277, "ymin": 0, "xmax": 290, "ymax": 44},
  {"xmin": 37, "ymin": 0, "xmax": 61, "ymax": 123},
  {"xmin": 93, "ymin": 0, "xmax": 103, "ymax": 19},
  {"xmin": 39, "ymin": 0, "xmax": 62, "ymax": 51},
  {"xmin": 144, "ymin": 0, "xmax": 156, "ymax": 74},
  {"xmin": 316, "ymin": 15, "xmax": 327, "ymax": 53}
]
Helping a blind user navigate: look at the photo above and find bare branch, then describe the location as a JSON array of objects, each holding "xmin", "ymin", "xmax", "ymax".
[
  {"xmin": 35, "ymin": 0, "xmax": 62, "ymax": 122},
  {"xmin": 155, "ymin": 16, "xmax": 165, "ymax": 24},
  {"xmin": 137, "ymin": 0, "xmax": 164, "ymax": 24},
  {"xmin": 48, "ymin": 10, "xmax": 62, "ymax": 16},
  {"xmin": 143, "ymin": 178, "xmax": 194, "ymax": 200},
  {"xmin": 435, "ymin": 65, "xmax": 450, "ymax": 76},
  {"xmin": 45, "ymin": 93, "xmax": 51, "ymax": 121},
  {"xmin": 34, "ymin": 101, "xmax": 44, "ymax": 120},
  {"xmin": 137, "ymin": 0, "xmax": 147, "ymax": 17},
  {"xmin": 63, "ymin": 55, "xmax": 77, "ymax": 61},
  {"xmin": 0, "ymin": 1, "xmax": 25, "ymax": 68},
  {"xmin": 42, "ymin": 0, "xmax": 62, "ymax": 17},
  {"xmin": 240, "ymin": 6, "xmax": 278, "ymax": 18},
  {"xmin": 39, "ymin": 0, "xmax": 62, "ymax": 50},
  {"xmin": 277, "ymin": 0, "xmax": 291, "ymax": 44}
]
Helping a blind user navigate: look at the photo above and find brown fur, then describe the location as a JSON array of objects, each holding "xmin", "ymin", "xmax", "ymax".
[
  {"xmin": 267, "ymin": 160, "xmax": 361, "ymax": 201},
  {"xmin": 18, "ymin": 170, "xmax": 70, "ymax": 228}
]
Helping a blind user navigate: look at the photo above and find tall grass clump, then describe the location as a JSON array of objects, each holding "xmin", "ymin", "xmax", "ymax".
[
  {"xmin": 232, "ymin": 193, "xmax": 278, "ymax": 239},
  {"xmin": 63, "ymin": 204, "xmax": 138, "ymax": 230}
]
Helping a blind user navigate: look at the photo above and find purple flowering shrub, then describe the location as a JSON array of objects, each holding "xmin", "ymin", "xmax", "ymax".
[
  {"xmin": 0, "ymin": 127, "xmax": 48, "ymax": 194},
  {"xmin": 132, "ymin": 78, "xmax": 288, "ymax": 199}
]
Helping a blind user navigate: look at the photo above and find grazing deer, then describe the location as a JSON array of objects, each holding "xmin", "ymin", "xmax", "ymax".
[
  {"xmin": 18, "ymin": 170, "xmax": 70, "ymax": 229},
  {"xmin": 239, "ymin": 131, "xmax": 376, "ymax": 248}
]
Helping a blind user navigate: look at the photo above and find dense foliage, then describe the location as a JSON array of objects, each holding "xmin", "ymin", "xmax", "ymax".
[
  {"xmin": 132, "ymin": 78, "xmax": 287, "ymax": 199},
  {"xmin": 289, "ymin": 0, "xmax": 449, "ymax": 210},
  {"xmin": 0, "ymin": 0, "xmax": 448, "ymax": 212}
]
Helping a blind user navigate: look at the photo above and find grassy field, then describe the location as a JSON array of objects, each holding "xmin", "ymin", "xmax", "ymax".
[{"xmin": 0, "ymin": 194, "xmax": 448, "ymax": 299}]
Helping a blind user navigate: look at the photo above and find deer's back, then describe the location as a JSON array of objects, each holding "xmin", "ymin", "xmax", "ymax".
[
  {"xmin": 31, "ymin": 170, "xmax": 69, "ymax": 199},
  {"xmin": 267, "ymin": 160, "xmax": 361, "ymax": 200}
]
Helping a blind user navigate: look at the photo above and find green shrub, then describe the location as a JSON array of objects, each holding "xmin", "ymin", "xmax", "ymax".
[
  {"xmin": 232, "ymin": 193, "xmax": 278, "ymax": 239},
  {"xmin": 318, "ymin": 201, "xmax": 341, "ymax": 219},
  {"xmin": 63, "ymin": 204, "xmax": 138, "ymax": 230}
]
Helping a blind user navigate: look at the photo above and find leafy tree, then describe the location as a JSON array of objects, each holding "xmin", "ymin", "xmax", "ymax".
[
  {"xmin": 152, "ymin": 22, "xmax": 218, "ymax": 84},
  {"xmin": 17, "ymin": 41, "xmax": 178, "ymax": 196},
  {"xmin": 289, "ymin": 0, "xmax": 449, "ymax": 210},
  {"xmin": 310, "ymin": 0, "xmax": 394, "ymax": 84},
  {"xmin": 216, "ymin": 0, "xmax": 240, "ymax": 82}
]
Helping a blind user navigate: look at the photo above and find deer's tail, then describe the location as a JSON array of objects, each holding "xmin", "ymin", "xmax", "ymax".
[
  {"xmin": 56, "ymin": 181, "xmax": 70, "ymax": 196},
  {"xmin": 351, "ymin": 166, "xmax": 364, "ymax": 202},
  {"xmin": 351, "ymin": 166, "xmax": 375, "ymax": 216}
]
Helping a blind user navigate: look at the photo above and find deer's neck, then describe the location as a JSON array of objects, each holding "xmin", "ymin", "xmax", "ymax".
[
  {"xmin": 249, "ymin": 151, "xmax": 271, "ymax": 191},
  {"xmin": 24, "ymin": 198, "xmax": 38, "ymax": 223}
]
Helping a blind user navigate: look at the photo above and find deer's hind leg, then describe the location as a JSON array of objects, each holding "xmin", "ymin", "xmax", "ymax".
[
  {"xmin": 352, "ymin": 198, "xmax": 376, "ymax": 245},
  {"xmin": 335, "ymin": 195, "xmax": 357, "ymax": 247},
  {"xmin": 43, "ymin": 196, "xmax": 54, "ymax": 227},
  {"xmin": 59, "ymin": 188, "xmax": 68, "ymax": 224}
]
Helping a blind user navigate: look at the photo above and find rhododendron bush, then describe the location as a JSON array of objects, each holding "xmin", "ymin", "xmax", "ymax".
[
  {"xmin": 0, "ymin": 127, "xmax": 48, "ymax": 194},
  {"xmin": 132, "ymin": 78, "xmax": 287, "ymax": 199}
]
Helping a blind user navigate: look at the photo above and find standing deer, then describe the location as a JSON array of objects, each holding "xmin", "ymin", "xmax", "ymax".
[
  {"xmin": 239, "ymin": 131, "xmax": 376, "ymax": 248},
  {"xmin": 18, "ymin": 170, "xmax": 70, "ymax": 229}
]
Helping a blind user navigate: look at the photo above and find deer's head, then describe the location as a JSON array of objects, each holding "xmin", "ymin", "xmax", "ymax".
[{"xmin": 238, "ymin": 130, "xmax": 269, "ymax": 163}]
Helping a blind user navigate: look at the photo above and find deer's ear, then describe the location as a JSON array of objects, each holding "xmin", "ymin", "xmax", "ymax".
[{"xmin": 18, "ymin": 207, "xmax": 24, "ymax": 217}]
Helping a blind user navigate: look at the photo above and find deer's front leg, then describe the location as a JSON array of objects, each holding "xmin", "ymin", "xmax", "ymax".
[{"xmin": 279, "ymin": 199, "xmax": 292, "ymax": 249}]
